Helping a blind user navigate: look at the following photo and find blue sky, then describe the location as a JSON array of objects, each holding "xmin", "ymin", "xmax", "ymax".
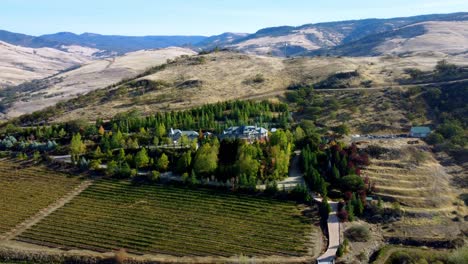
[{"xmin": 1, "ymin": 0, "xmax": 467, "ymax": 36}]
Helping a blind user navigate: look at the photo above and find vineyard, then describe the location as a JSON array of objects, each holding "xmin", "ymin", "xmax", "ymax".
[
  {"xmin": 0, "ymin": 159, "xmax": 82, "ymax": 236},
  {"xmin": 17, "ymin": 180, "xmax": 319, "ymax": 257}
]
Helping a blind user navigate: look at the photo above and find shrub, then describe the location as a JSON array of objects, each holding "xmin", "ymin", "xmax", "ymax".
[
  {"xmin": 289, "ymin": 184, "xmax": 311, "ymax": 202},
  {"xmin": 345, "ymin": 225, "xmax": 370, "ymax": 242},
  {"xmin": 336, "ymin": 244, "xmax": 344, "ymax": 257},
  {"xmin": 448, "ymin": 246, "xmax": 468, "ymax": 264},
  {"xmin": 390, "ymin": 251, "xmax": 413, "ymax": 264},
  {"xmin": 264, "ymin": 180, "xmax": 279, "ymax": 195},
  {"xmin": 148, "ymin": 170, "xmax": 161, "ymax": 182}
]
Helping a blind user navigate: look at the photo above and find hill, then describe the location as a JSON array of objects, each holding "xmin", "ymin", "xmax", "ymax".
[
  {"xmin": 4, "ymin": 47, "xmax": 196, "ymax": 118},
  {"xmin": 313, "ymin": 21, "xmax": 468, "ymax": 56},
  {"xmin": 39, "ymin": 32, "xmax": 206, "ymax": 54},
  {"xmin": 1, "ymin": 12, "xmax": 467, "ymax": 57},
  {"xmin": 8, "ymin": 51, "xmax": 467, "ymax": 125},
  {"xmin": 0, "ymin": 41, "xmax": 95, "ymax": 88},
  {"xmin": 223, "ymin": 12, "xmax": 468, "ymax": 56},
  {"xmin": 0, "ymin": 29, "xmax": 205, "ymax": 55}
]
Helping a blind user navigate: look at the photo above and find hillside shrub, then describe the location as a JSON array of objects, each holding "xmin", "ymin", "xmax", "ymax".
[{"xmin": 345, "ymin": 225, "xmax": 370, "ymax": 242}]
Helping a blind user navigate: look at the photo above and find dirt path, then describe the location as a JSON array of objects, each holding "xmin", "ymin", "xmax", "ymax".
[{"xmin": 0, "ymin": 180, "xmax": 93, "ymax": 241}]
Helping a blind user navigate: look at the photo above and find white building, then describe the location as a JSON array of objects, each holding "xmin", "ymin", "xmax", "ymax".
[{"xmin": 169, "ymin": 128, "xmax": 199, "ymax": 143}]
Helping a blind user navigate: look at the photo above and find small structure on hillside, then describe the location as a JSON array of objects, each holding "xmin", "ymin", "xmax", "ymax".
[
  {"xmin": 169, "ymin": 128, "xmax": 199, "ymax": 143},
  {"xmin": 221, "ymin": 125, "xmax": 268, "ymax": 142},
  {"xmin": 409, "ymin": 126, "xmax": 431, "ymax": 138}
]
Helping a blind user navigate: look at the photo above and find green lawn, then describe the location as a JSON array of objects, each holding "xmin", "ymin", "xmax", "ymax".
[
  {"xmin": 0, "ymin": 159, "xmax": 82, "ymax": 235},
  {"xmin": 18, "ymin": 180, "xmax": 318, "ymax": 257}
]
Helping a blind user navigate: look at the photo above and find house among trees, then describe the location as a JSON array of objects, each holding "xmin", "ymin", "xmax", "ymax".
[
  {"xmin": 409, "ymin": 126, "xmax": 431, "ymax": 138},
  {"xmin": 221, "ymin": 126, "xmax": 268, "ymax": 142},
  {"xmin": 169, "ymin": 128, "xmax": 199, "ymax": 143}
]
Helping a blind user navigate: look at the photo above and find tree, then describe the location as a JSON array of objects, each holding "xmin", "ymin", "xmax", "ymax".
[
  {"xmin": 90, "ymin": 159, "xmax": 102, "ymax": 170},
  {"xmin": 106, "ymin": 160, "xmax": 118, "ymax": 176},
  {"xmin": 117, "ymin": 148, "xmax": 126, "ymax": 164},
  {"xmin": 148, "ymin": 170, "xmax": 160, "ymax": 182},
  {"xmin": 193, "ymin": 143, "xmax": 218, "ymax": 177},
  {"xmin": 335, "ymin": 124, "xmax": 350, "ymax": 135},
  {"xmin": 94, "ymin": 146, "xmax": 103, "ymax": 158},
  {"xmin": 98, "ymin": 126, "xmax": 105, "ymax": 136},
  {"xmin": 134, "ymin": 148, "xmax": 149, "ymax": 169},
  {"xmin": 58, "ymin": 128, "xmax": 67, "ymax": 138},
  {"xmin": 156, "ymin": 123, "xmax": 166, "ymax": 138},
  {"xmin": 340, "ymin": 175, "xmax": 365, "ymax": 192},
  {"xmin": 156, "ymin": 153, "xmax": 169, "ymax": 171},
  {"xmin": 293, "ymin": 126, "xmax": 305, "ymax": 144},
  {"xmin": 176, "ymin": 151, "xmax": 192, "ymax": 173},
  {"xmin": 70, "ymin": 133, "xmax": 86, "ymax": 163},
  {"xmin": 111, "ymin": 130, "xmax": 124, "ymax": 149},
  {"xmin": 319, "ymin": 197, "xmax": 332, "ymax": 222},
  {"xmin": 237, "ymin": 152, "xmax": 259, "ymax": 179},
  {"xmin": 32, "ymin": 151, "xmax": 41, "ymax": 161},
  {"xmin": 331, "ymin": 165, "xmax": 340, "ymax": 181}
]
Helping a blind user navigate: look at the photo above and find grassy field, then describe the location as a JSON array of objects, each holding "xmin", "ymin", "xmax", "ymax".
[
  {"xmin": 361, "ymin": 140, "xmax": 465, "ymax": 241},
  {"xmin": 0, "ymin": 159, "xmax": 82, "ymax": 236},
  {"xmin": 17, "ymin": 180, "xmax": 319, "ymax": 257},
  {"xmin": 371, "ymin": 245, "xmax": 467, "ymax": 264}
]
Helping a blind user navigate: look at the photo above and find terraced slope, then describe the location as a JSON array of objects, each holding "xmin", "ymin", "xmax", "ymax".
[
  {"xmin": 0, "ymin": 159, "xmax": 82, "ymax": 237},
  {"xmin": 18, "ymin": 180, "xmax": 320, "ymax": 257},
  {"xmin": 361, "ymin": 139, "xmax": 465, "ymax": 241}
]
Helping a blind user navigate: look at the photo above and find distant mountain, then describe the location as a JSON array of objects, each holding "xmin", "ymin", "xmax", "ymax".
[
  {"xmin": 310, "ymin": 20, "xmax": 468, "ymax": 56},
  {"xmin": 39, "ymin": 32, "xmax": 207, "ymax": 54},
  {"xmin": 0, "ymin": 30, "xmax": 60, "ymax": 48},
  {"xmin": 222, "ymin": 12, "xmax": 468, "ymax": 56},
  {"xmin": 0, "ymin": 30, "xmax": 206, "ymax": 54},
  {"xmin": 194, "ymin": 32, "xmax": 248, "ymax": 49},
  {"xmin": 0, "ymin": 12, "xmax": 467, "ymax": 57}
]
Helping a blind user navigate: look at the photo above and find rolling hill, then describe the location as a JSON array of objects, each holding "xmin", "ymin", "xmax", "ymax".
[
  {"xmin": 223, "ymin": 12, "xmax": 468, "ymax": 56},
  {"xmin": 4, "ymin": 47, "xmax": 196, "ymax": 118},
  {"xmin": 312, "ymin": 21, "xmax": 468, "ymax": 56},
  {"xmin": 8, "ymin": 50, "xmax": 467, "ymax": 124},
  {"xmin": 0, "ymin": 41, "xmax": 95, "ymax": 88}
]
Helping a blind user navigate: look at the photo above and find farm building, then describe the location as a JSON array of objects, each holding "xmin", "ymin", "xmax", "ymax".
[
  {"xmin": 221, "ymin": 126, "xmax": 268, "ymax": 142},
  {"xmin": 409, "ymin": 126, "xmax": 431, "ymax": 138},
  {"xmin": 169, "ymin": 128, "xmax": 199, "ymax": 143}
]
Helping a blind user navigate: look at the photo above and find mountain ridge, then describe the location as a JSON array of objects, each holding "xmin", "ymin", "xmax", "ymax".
[{"xmin": 1, "ymin": 12, "xmax": 467, "ymax": 56}]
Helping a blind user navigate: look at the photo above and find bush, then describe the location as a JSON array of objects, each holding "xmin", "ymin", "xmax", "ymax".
[
  {"xmin": 289, "ymin": 184, "xmax": 311, "ymax": 202},
  {"xmin": 264, "ymin": 180, "xmax": 279, "ymax": 195},
  {"xmin": 148, "ymin": 170, "xmax": 161, "ymax": 182},
  {"xmin": 390, "ymin": 251, "xmax": 413, "ymax": 264},
  {"xmin": 448, "ymin": 247, "xmax": 468, "ymax": 264},
  {"xmin": 336, "ymin": 244, "xmax": 344, "ymax": 257},
  {"xmin": 345, "ymin": 225, "xmax": 370, "ymax": 242}
]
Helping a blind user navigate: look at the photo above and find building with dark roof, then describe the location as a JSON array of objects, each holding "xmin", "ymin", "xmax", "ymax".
[{"xmin": 221, "ymin": 126, "xmax": 268, "ymax": 142}]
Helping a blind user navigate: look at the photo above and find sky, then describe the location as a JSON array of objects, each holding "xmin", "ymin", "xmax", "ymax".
[{"xmin": 1, "ymin": 0, "xmax": 467, "ymax": 36}]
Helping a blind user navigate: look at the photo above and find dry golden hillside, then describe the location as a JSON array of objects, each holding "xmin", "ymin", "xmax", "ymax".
[
  {"xmin": 47, "ymin": 51, "xmax": 468, "ymax": 123},
  {"xmin": 6, "ymin": 47, "xmax": 196, "ymax": 118},
  {"xmin": 0, "ymin": 41, "xmax": 94, "ymax": 88}
]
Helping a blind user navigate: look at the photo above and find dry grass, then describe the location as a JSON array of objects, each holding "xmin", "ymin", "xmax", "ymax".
[
  {"xmin": 45, "ymin": 51, "xmax": 467, "ymax": 123},
  {"xmin": 7, "ymin": 47, "xmax": 196, "ymax": 118},
  {"xmin": 0, "ymin": 41, "xmax": 93, "ymax": 88},
  {"xmin": 361, "ymin": 139, "xmax": 467, "ymax": 241}
]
